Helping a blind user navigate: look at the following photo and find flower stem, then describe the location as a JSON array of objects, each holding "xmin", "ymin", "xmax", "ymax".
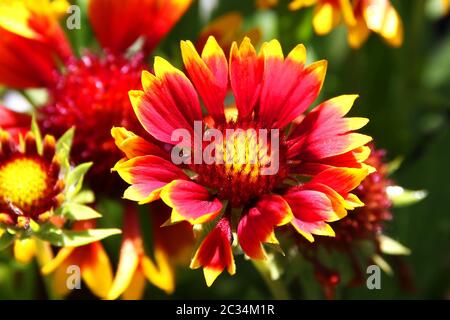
[{"xmin": 252, "ymin": 259, "xmax": 290, "ymax": 300}]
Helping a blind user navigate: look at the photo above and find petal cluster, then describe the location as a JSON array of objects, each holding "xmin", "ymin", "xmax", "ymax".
[{"xmin": 113, "ymin": 36, "xmax": 372, "ymax": 285}]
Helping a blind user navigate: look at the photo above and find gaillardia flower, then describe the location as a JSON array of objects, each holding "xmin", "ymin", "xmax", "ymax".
[
  {"xmin": 287, "ymin": 0, "xmax": 403, "ymax": 48},
  {"xmin": 113, "ymin": 36, "xmax": 373, "ymax": 286},
  {"xmin": 295, "ymin": 144, "xmax": 418, "ymax": 298},
  {"xmin": 0, "ymin": 124, "xmax": 120, "ymax": 251},
  {"xmin": 0, "ymin": 129, "xmax": 63, "ymax": 228},
  {"xmin": 0, "ymin": 0, "xmax": 192, "ymax": 187}
]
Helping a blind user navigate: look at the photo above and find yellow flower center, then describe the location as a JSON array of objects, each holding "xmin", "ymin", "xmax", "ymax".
[
  {"xmin": 193, "ymin": 122, "xmax": 287, "ymax": 207},
  {"xmin": 0, "ymin": 157, "xmax": 49, "ymax": 211}
]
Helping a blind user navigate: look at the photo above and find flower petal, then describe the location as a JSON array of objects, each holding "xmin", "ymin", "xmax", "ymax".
[
  {"xmin": 14, "ymin": 238, "xmax": 36, "ymax": 264},
  {"xmin": 287, "ymin": 95, "xmax": 372, "ymax": 160},
  {"xmin": 111, "ymin": 127, "xmax": 168, "ymax": 160},
  {"xmin": 79, "ymin": 241, "xmax": 114, "ymax": 299},
  {"xmin": 141, "ymin": 248, "xmax": 175, "ymax": 294},
  {"xmin": 190, "ymin": 218, "xmax": 235, "ymax": 287},
  {"xmin": 258, "ymin": 40, "xmax": 326, "ymax": 128},
  {"xmin": 130, "ymin": 59, "xmax": 202, "ymax": 145},
  {"xmin": 312, "ymin": 1, "xmax": 341, "ymax": 35},
  {"xmin": 114, "ymin": 155, "xmax": 188, "ymax": 204},
  {"xmin": 181, "ymin": 37, "xmax": 227, "ymax": 122},
  {"xmin": 160, "ymin": 180, "xmax": 223, "ymax": 225},
  {"xmin": 311, "ymin": 167, "xmax": 369, "ymax": 196},
  {"xmin": 121, "ymin": 270, "xmax": 147, "ymax": 300},
  {"xmin": 89, "ymin": 0, "xmax": 192, "ymax": 54},
  {"xmin": 107, "ymin": 208, "xmax": 142, "ymax": 300},
  {"xmin": 238, "ymin": 195, "xmax": 292, "ymax": 260},
  {"xmin": 229, "ymin": 37, "xmax": 264, "ymax": 120}
]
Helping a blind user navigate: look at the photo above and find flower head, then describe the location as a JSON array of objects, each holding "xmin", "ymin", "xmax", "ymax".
[
  {"xmin": 0, "ymin": 129, "xmax": 63, "ymax": 227},
  {"xmin": 294, "ymin": 144, "xmax": 412, "ymax": 298},
  {"xmin": 287, "ymin": 0, "xmax": 403, "ymax": 48},
  {"xmin": 39, "ymin": 53, "xmax": 146, "ymax": 186},
  {"xmin": 0, "ymin": 123, "xmax": 121, "ymax": 251},
  {"xmin": 113, "ymin": 36, "xmax": 372, "ymax": 286}
]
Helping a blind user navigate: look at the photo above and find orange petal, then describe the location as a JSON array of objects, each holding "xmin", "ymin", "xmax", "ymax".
[{"xmin": 80, "ymin": 242, "xmax": 114, "ymax": 299}]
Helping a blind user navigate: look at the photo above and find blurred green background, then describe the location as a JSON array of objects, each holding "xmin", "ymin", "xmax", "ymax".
[{"xmin": 0, "ymin": 0, "xmax": 449, "ymax": 299}]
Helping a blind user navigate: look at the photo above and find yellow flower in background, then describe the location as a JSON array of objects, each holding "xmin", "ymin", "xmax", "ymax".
[
  {"xmin": 285, "ymin": 0, "xmax": 403, "ymax": 48},
  {"xmin": 289, "ymin": 0, "xmax": 356, "ymax": 35},
  {"xmin": 348, "ymin": 0, "xmax": 403, "ymax": 48},
  {"xmin": 0, "ymin": 0, "xmax": 69, "ymax": 39}
]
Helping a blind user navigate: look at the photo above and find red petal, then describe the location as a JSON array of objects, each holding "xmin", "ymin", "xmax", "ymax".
[
  {"xmin": 238, "ymin": 195, "xmax": 292, "ymax": 260},
  {"xmin": 190, "ymin": 218, "xmax": 235, "ymax": 286},
  {"xmin": 229, "ymin": 37, "xmax": 263, "ymax": 120},
  {"xmin": 181, "ymin": 37, "xmax": 227, "ymax": 122},
  {"xmin": 160, "ymin": 180, "xmax": 223, "ymax": 225},
  {"xmin": 258, "ymin": 41, "xmax": 326, "ymax": 128},
  {"xmin": 0, "ymin": 106, "xmax": 31, "ymax": 139},
  {"xmin": 130, "ymin": 58, "xmax": 203, "ymax": 145},
  {"xmin": 89, "ymin": 0, "xmax": 191, "ymax": 54},
  {"xmin": 114, "ymin": 155, "xmax": 188, "ymax": 204},
  {"xmin": 287, "ymin": 95, "xmax": 371, "ymax": 160}
]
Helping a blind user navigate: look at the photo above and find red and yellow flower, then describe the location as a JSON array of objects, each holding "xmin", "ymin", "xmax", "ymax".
[
  {"xmin": 0, "ymin": 129, "xmax": 63, "ymax": 228},
  {"xmin": 286, "ymin": 0, "xmax": 403, "ymax": 48},
  {"xmin": 0, "ymin": 0, "xmax": 192, "ymax": 187},
  {"xmin": 113, "ymin": 36, "xmax": 373, "ymax": 286},
  {"xmin": 294, "ymin": 144, "xmax": 415, "ymax": 298}
]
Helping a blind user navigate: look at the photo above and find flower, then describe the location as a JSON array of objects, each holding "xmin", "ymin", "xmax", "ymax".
[
  {"xmin": 0, "ymin": 0, "xmax": 72, "ymax": 88},
  {"xmin": 0, "ymin": 122, "xmax": 121, "ymax": 256},
  {"xmin": 348, "ymin": 0, "xmax": 403, "ymax": 48},
  {"xmin": 0, "ymin": 129, "xmax": 63, "ymax": 228},
  {"xmin": 42, "ymin": 220, "xmax": 114, "ymax": 299},
  {"xmin": 106, "ymin": 205, "xmax": 178, "ymax": 300},
  {"xmin": 294, "ymin": 144, "xmax": 413, "ymax": 298},
  {"xmin": 0, "ymin": 0, "xmax": 192, "ymax": 189},
  {"xmin": 39, "ymin": 53, "xmax": 147, "ymax": 187},
  {"xmin": 113, "ymin": 36, "xmax": 372, "ymax": 286},
  {"xmin": 287, "ymin": 0, "xmax": 403, "ymax": 48}
]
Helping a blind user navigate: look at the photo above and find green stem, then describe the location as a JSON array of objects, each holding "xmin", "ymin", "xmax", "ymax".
[{"xmin": 252, "ymin": 259, "xmax": 290, "ymax": 300}]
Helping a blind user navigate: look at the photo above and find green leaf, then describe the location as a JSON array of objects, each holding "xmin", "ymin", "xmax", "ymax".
[
  {"xmin": 386, "ymin": 186, "xmax": 428, "ymax": 207},
  {"xmin": 37, "ymin": 227, "xmax": 121, "ymax": 247},
  {"xmin": 66, "ymin": 162, "xmax": 92, "ymax": 199},
  {"xmin": 71, "ymin": 190, "xmax": 95, "ymax": 204},
  {"xmin": 31, "ymin": 116, "xmax": 42, "ymax": 154},
  {"xmin": 0, "ymin": 231, "xmax": 15, "ymax": 250},
  {"xmin": 378, "ymin": 235, "xmax": 411, "ymax": 256},
  {"xmin": 56, "ymin": 128, "xmax": 75, "ymax": 169},
  {"xmin": 61, "ymin": 203, "xmax": 102, "ymax": 221}
]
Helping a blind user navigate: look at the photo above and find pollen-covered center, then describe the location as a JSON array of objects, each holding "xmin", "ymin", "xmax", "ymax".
[
  {"xmin": 0, "ymin": 157, "xmax": 50, "ymax": 211},
  {"xmin": 192, "ymin": 122, "xmax": 287, "ymax": 207}
]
